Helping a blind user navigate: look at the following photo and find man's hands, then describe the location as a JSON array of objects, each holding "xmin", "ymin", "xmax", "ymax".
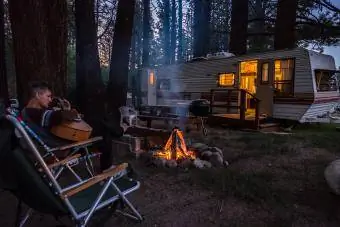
[{"xmin": 61, "ymin": 109, "xmax": 79, "ymax": 121}]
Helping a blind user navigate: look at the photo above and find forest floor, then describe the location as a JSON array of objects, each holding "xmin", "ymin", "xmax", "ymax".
[{"xmin": 1, "ymin": 124, "xmax": 340, "ymax": 226}]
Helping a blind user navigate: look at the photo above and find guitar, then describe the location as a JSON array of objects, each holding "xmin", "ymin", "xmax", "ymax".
[{"xmin": 50, "ymin": 97, "xmax": 93, "ymax": 142}]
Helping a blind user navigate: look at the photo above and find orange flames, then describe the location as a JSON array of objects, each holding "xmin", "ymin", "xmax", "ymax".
[{"xmin": 153, "ymin": 128, "xmax": 196, "ymax": 160}]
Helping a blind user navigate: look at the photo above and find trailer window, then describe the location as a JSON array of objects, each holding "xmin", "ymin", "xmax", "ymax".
[
  {"xmin": 274, "ymin": 59, "xmax": 294, "ymax": 96},
  {"xmin": 157, "ymin": 79, "xmax": 171, "ymax": 91},
  {"xmin": 218, "ymin": 73, "xmax": 235, "ymax": 87},
  {"xmin": 315, "ymin": 70, "xmax": 337, "ymax": 92},
  {"xmin": 261, "ymin": 63, "xmax": 269, "ymax": 83}
]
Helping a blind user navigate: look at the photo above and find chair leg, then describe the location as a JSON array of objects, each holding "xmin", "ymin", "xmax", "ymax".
[
  {"xmin": 14, "ymin": 200, "xmax": 22, "ymax": 227},
  {"xmin": 110, "ymin": 182, "xmax": 143, "ymax": 222},
  {"xmin": 15, "ymin": 200, "xmax": 33, "ymax": 227}
]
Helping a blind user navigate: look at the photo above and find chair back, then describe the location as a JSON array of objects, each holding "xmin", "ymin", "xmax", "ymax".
[{"xmin": 0, "ymin": 116, "xmax": 67, "ymax": 215}]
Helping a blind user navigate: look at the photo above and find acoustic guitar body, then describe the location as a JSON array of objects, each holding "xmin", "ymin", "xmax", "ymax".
[{"xmin": 51, "ymin": 120, "xmax": 93, "ymax": 142}]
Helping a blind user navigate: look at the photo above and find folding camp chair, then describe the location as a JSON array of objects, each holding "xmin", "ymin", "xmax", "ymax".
[
  {"xmin": 6, "ymin": 106, "xmax": 102, "ymax": 180},
  {"xmin": 2, "ymin": 113, "xmax": 143, "ymax": 227}
]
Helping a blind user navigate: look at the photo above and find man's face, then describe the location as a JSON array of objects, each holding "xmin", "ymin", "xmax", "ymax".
[{"xmin": 36, "ymin": 89, "xmax": 52, "ymax": 108}]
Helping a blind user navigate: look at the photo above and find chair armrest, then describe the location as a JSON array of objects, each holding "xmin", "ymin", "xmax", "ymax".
[
  {"xmin": 61, "ymin": 163, "xmax": 128, "ymax": 198},
  {"xmin": 39, "ymin": 154, "xmax": 82, "ymax": 172},
  {"xmin": 49, "ymin": 136, "xmax": 103, "ymax": 152}
]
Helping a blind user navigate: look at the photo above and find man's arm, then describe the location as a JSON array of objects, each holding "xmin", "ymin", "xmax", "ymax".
[{"xmin": 24, "ymin": 108, "xmax": 78, "ymax": 128}]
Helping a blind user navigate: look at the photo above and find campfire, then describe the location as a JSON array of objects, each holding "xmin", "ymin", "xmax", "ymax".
[
  {"xmin": 142, "ymin": 127, "xmax": 228, "ymax": 169},
  {"xmin": 153, "ymin": 128, "xmax": 196, "ymax": 161}
]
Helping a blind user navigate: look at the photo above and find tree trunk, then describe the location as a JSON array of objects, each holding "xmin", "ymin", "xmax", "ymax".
[
  {"xmin": 274, "ymin": 0, "xmax": 298, "ymax": 50},
  {"xmin": 142, "ymin": 0, "xmax": 151, "ymax": 67},
  {"xmin": 107, "ymin": 0, "xmax": 135, "ymax": 115},
  {"xmin": 177, "ymin": 0, "xmax": 184, "ymax": 62},
  {"xmin": 75, "ymin": 0, "xmax": 105, "ymax": 126},
  {"xmin": 193, "ymin": 0, "xmax": 211, "ymax": 58},
  {"xmin": 163, "ymin": 0, "xmax": 171, "ymax": 64},
  {"xmin": 9, "ymin": 0, "xmax": 67, "ymax": 105},
  {"xmin": 249, "ymin": 0, "xmax": 267, "ymax": 52},
  {"xmin": 170, "ymin": 0, "xmax": 176, "ymax": 64},
  {"xmin": 0, "ymin": 0, "xmax": 8, "ymax": 103},
  {"xmin": 229, "ymin": 0, "xmax": 248, "ymax": 55}
]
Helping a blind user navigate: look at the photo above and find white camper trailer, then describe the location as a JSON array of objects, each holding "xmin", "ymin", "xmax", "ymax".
[{"xmin": 140, "ymin": 48, "xmax": 340, "ymax": 125}]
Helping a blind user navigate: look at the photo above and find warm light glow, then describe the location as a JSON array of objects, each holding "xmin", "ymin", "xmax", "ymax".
[
  {"xmin": 240, "ymin": 60, "xmax": 258, "ymax": 74},
  {"xmin": 153, "ymin": 129, "xmax": 196, "ymax": 160},
  {"xmin": 261, "ymin": 63, "xmax": 269, "ymax": 82},
  {"xmin": 219, "ymin": 73, "xmax": 235, "ymax": 86},
  {"xmin": 149, "ymin": 71, "xmax": 155, "ymax": 85}
]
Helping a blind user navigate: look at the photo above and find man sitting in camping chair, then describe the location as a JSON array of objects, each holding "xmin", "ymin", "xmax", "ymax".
[
  {"xmin": 22, "ymin": 81, "xmax": 128, "ymax": 172},
  {"xmin": 2, "ymin": 86, "xmax": 143, "ymax": 226}
]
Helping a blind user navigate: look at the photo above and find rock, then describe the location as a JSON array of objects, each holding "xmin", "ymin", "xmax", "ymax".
[
  {"xmin": 178, "ymin": 159, "xmax": 192, "ymax": 168},
  {"xmin": 153, "ymin": 158, "xmax": 167, "ymax": 167},
  {"xmin": 201, "ymin": 150, "xmax": 213, "ymax": 160},
  {"xmin": 211, "ymin": 147, "xmax": 223, "ymax": 157},
  {"xmin": 210, "ymin": 153, "xmax": 224, "ymax": 167},
  {"xmin": 166, "ymin": 159, "xmax": 178, "ymax": 168},
  {"xmin": 223, "ymin": 160, "xmax": 229, "ymax": 167},
  {"xmin": 190, "ymin": 143, "xmax": 209, "ymax": 152},
  {"xmin": 193, "ymin": 158, "xmax": 212, "ymax": 169},
  {"xmin": 325, "ymin": 159, "xmax": 340, "ymax": 195}
]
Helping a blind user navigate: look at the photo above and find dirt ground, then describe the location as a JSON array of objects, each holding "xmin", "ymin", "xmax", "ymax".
[{"xmin": 1, "ymin": 125, "xmax": 340, "ymax": 226}]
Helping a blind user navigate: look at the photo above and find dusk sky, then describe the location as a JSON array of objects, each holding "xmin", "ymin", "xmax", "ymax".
[{"xmin": 323, "ymin": 0, "xmax": 340, "ymax": 68}]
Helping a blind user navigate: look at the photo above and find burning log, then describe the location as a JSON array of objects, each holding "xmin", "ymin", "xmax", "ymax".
[{"xmin": 154, "ymin": 127, "xmax": 196, "ymax": 161}]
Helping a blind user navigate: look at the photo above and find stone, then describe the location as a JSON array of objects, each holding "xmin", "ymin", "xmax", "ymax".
[
  {"xmin": 166, "ymin": 159, "xmax": 178, "ymax": 168},
  {"xmin": 223, "ymin": 160, "xmax": 229, "ymax": 167},
  {"xmin": 325, "ymin": 159, "xmax": 340, "ymax": 195},
  {"xmin": 201, "ymin": 150, "xmax": 213, "ymax": 160},
  {"xmin": 193, "ymin": 158, "xmax": 212, "ymax": 169},
  {"xmin": 211, "ymin": 147, "xmax": 223, "ymax": 157},
  {"xmin": 153, "ymin": 158, "xmax": 167, "ymax": 167},
  {"xmin": 210, "ymin": 153, "xmax": 224, "ymax": 167},
  {"xmin": 178, "ymin": 159, "xmax": 192, "ymax": 168}
]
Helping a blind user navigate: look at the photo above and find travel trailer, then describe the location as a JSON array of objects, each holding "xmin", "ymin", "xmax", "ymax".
[{"xmin": 140, "ymin": 48, "xmax": 340, "ymax": 126}]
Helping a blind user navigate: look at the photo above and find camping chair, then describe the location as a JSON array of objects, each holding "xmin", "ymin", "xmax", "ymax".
[
  {"xmin": 6, "ymin": 106, "xmax": 102, "ymax": 180},
  {"xmin": 119, "ymin": 106, "xmax": 138, "ymax": 127},
  {"xmin": 1, "ymin": 113, "xmax": 143, "ymax": 227}
]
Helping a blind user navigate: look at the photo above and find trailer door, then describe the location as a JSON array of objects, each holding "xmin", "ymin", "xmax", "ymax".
[{"xmin": 256, "ymin": 60, "xmax": 274, "ymax": 116}]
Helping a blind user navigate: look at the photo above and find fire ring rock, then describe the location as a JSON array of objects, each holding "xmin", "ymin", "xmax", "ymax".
[{"xmin": 325, "ymin": 159, "xmax": 340, "ymax": 195}]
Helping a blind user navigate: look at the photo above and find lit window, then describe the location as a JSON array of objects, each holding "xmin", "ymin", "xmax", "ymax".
[
  {"xmin": 315, "ymin": 70, "xmax": 337, "ymax": 92},
  {"xmin": 274, "ymin": 59, "xmax": 294, "ymax": 97},
  {"xmin": 240, "ymin": 60, "xmax": 258, "ymax": 74},
  {"xmin": 261, "ymin": 63, "xmax": 269, "ymax": 83},
  {"xmin": 218, "ymin": 73, "xmax": 235, "ymax": 87},
  {"xmin": 149, "ymin": 71, "xmax": 155, "ymax": 85}
]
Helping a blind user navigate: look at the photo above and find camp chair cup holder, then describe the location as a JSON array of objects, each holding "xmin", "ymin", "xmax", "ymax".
[{"xmin": 2, "ymin": 113, "xmax": 143, "ymax": 227}]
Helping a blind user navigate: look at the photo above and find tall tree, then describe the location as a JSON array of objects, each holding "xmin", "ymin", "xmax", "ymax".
[
  {"xmin": 163, "ymin": 0, "xmax": 171, "ymax": 64},
  {"xmin": 75, "ymin": 0, "xmax": 105, "ymax": 125},
  {"xmin": 193, "ymin": 0, "xmax": 211, "ymax": 57},
  {"xmin": 170, "ymin": 0, "xmax": 176, "ymax": 63},
  {"xmin": 177, "ymin": 0, "xmax": 184, "ymax": 62},
  {"xmin": 142, "ymin": 0, "xmax": 151, "ymax": 67},
  {"xmin": 107, "ymin": 0, "xmax": 136, "ymax": 114},
  {"xmin": 9, "ymin": 0, "xmax": 67, "ymax": 105},
  {"xmin": 229, "ymin": 0, "xmax": 248, "ymax": 55},
  {"xmin": 274, "ymin": 0, "xmax": 299, "ymax": 50},
  {"xmin": 0, "ymin": 0, "xmax": 8, "ymax": 103}
]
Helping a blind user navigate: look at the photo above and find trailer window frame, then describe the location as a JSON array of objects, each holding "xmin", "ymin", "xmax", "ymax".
[
  {"xmin": 314, "ymin": 69, "xmax": 338, "ymax": 92},
  {"xmin": 217, "ymin": 72, "xmax": 236, "ymax": 87},
  {"xmin": 273, "ymin": 58, "xmax": 295, "ymax": 97},
  {"xmin": 157, "ymin": 79, "xmax": 171, "ymax": 91}
]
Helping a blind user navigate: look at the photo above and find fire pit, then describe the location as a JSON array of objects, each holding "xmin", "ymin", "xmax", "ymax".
[{"xmin": 141, "ymin": 127, "xmax": 228, "ymax": 169}]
